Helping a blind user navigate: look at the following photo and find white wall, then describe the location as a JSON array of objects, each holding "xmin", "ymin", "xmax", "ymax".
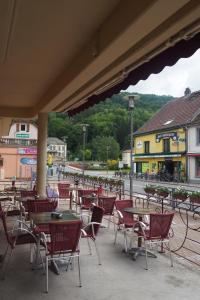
[
  {"xmin": 3, "ymin": 123, "xmax": 38, "ymax": 139},
  {"xmin": 188, "ymin": 126, "xmax": 200, "ymax": 182},
  {"xmin": 188, "ymin": 127, "xmax": 200, "ymax": 153}
]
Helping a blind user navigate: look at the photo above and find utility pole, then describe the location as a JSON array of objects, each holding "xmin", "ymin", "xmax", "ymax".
[
  {"xmin": 124, "ymin": 94, "xmax": 139, "ymax": 200},
  {"xmin": 82, "ymin": 124, "xmax": 89, "ymax": 178},
  {"xmin": 106, "ymin": 145, "xmax": 110, "ymax": 176}
]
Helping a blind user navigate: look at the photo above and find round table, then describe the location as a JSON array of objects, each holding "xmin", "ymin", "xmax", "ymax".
[{"xmin": 124, "ymin": 207, "xmax": 157, "ymax": 260}]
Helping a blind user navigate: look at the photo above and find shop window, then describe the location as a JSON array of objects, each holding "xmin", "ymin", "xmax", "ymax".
[
  {"xmin": 163, "ymin": 138, "xmax": 170, "ymax": 153},
  {"xmin": 197, "ymin": 128, "xmax": 200, "ymax": 144},
  {"xmin": 144, "ymin": 141, "xmax": 150, "ymax": 153},
  {"xmin": 196, "ymin": 158, "xmax": 200, "ymax": 177}
]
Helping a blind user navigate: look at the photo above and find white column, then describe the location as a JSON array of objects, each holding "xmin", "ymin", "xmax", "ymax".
[{"xmin": 37, "ymin": 113, "xmax": 48, "ymax": 197}]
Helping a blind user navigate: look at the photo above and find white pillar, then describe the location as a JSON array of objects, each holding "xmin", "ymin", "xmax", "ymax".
[{"xmin": 37, "ymin": 113, "xmax": 48, "ymax": 197}]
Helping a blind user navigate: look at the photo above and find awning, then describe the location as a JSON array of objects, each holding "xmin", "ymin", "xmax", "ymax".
[
  {"xmin": 187, "ymin": 153, "xmax": 200, "ymax": 157},
  {"xmin": 68, "ymin": 31, "xmax": 200, "ymax": 116}
]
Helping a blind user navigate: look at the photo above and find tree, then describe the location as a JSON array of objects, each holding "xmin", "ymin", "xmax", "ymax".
[{"xmin": 91, "ymin": 136, "xmax": 120, "ymax": 161}]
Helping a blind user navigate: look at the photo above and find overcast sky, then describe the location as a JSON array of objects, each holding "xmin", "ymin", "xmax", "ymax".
[{"xmin": 125, "ymin": 48, "xmax": 200, "ymax": 97}]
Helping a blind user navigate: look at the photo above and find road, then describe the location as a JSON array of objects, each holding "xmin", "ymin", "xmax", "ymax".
[{"xmin": 64, "ymin": 165, "xmax": 200, "ymax": 195}]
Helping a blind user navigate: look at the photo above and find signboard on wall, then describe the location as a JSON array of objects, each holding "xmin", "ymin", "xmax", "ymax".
[
  {"xmin": 16, "ymin": 133, "xmax": 29, "ymax": 138},
  {"xmin": 156, "ymin": 132, "xmax": 178, "ymax": 143},
  {"xmin": 136, "ymin": 140, "xmax": 143, "ymax": 149},
  {"xmin": 18, "ymin": 148, "xmax": 37, "ymax": 155},
  {"xmin": 20, "ymin": 157, "xmax": 37, "ymax": 165}
]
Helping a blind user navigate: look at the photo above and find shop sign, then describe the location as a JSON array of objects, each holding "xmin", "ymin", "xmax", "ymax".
[
  {"xmin": 136, "ymin": 140, "xmax": 143, "ymax": 149},
  {"xmin": 20, "ymin": 157, "xmax": 37, "ymax": 165},
  {"xmin": 156, "ymin": 132, "xmax": 178, "ymax": 143},
  {"xmin": 16, "ymin": 133, "xmax": 29, "ymax": 138},
  {"xmin": 18, "ymin": 148, "xmax": 37, "ymax": 155}
]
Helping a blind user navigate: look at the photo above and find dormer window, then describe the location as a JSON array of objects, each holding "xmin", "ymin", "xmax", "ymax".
[
  {"xmin": 20, "ymin": 124, "xmax": 26, "ymax": 132},
  {"xmin": 16, "ymin": 123, "xmax": 30, "ymax": 133}
]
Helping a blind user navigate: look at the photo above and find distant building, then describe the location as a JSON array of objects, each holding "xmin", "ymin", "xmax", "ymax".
[
  {"xmin": 122, "ymin": 149, "xmax": 136, "ymax": 171},
  {"xmin": 0, "ymin": 120, "xmax": 37, "ymax": 179},
  {"xmin": 47, "ymin": 137, "xmax": 67, "ymax": 164},
  {"xmin": 133, "ymin": 90, "xmax": 200, "ymax": 182}
]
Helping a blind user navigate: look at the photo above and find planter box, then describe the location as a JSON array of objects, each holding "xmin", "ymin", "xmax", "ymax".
[
  {"xmin": 173, "ymin": 194, "xmax": 188, "ymax": 201},
  {"xmin": 157, "ymin": 191, "xmax": 169, "ymax": 198},
  {"xmin": 190, "ymin": 195, "xmax": 200, "ymax": 204},
  {"xmin": 144, "ymin": 189, "xmax": 155, "ymax": 195}
]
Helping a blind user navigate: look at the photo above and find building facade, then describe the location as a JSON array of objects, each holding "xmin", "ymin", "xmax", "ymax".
[
  {"xmin": 0, "ymin": 121, "xmax": 37, "ymax": 179},
  {"xmin": 134, "ymin": 128, "xmax": 186, "ymax": 180},
  {"xmin": 187, "ymin": 125, "xmax": 200, "ymax": 183},
  {"xmin": 133, "ymin": 90, "xmax": 200, "ymax": 182}
]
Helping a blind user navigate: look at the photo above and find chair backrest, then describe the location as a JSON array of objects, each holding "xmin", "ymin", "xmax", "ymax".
[
  {"xmin": 58, "ymin": 183, "xmax": 70, "ymax": 189},
  {"xmin": 49, "ymin": 220, "xmax": 82, "ymax": 254},
  {"xmin": 98, "ymin": 196, "xmax": 116, "ymax": 215},
  {"xmin": 58, "ymin": 183, "xmax": 70, "ymax": 198},
  {"xmin": 0, "ymin": 202, "xmax": 13, "ymax": 248},
  {"xmin": 149, "ymin": 213, "xmax": 174, "ymax": 239},
  {"xmin": 21, "ymin": 190, "xmax": 37, "ymax": 198},
  {"xmin": 86, "ymin": 205, "xmax": 104, "ymax": 237},
  {"xmin": 77, "ymin": 189, "xmax": 97, "ymax": 197},
  {"xmin": 115, "ymin": 200, "xmax": 134, "ymax": 224},
  {"xmin": 27, "ymin": 199, "xmax": 56, "ymax": 214},
  {"xmin": 81, "ymin": 196, "xmax": 93, "ymax": 208}
]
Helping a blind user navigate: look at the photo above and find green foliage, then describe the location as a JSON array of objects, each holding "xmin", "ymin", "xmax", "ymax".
[
  {"xmin": 107, "ymin": 159, "xmax": 118, "ymax": 170},
  {"xmin": 48, "ymin": 92, "xmax": 173, "ymax": 160},
  {"xmin": 90, "ymin": 136, "xmax": 120, "ymax": 161},
  {"xmin": 173, "ymin": 187, "xmax": 188, "ymax": 198}
]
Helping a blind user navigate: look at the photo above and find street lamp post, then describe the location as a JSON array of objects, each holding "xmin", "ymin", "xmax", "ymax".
[
  {"xmin": 106, "ymin": 145, "xmax": 110, "ymax": 175},
  {"xmin": 82, "ymin": 124, "xmax": 89, "ymax": 178},
  {"xmin": 124, "ymin": 94, "xmax": 139, "ymax": 200}
]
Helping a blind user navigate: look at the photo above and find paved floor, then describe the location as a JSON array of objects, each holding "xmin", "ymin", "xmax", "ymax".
[{"xmin": 0, "ymin": 217, "xmax": 200, "ymax": 300}]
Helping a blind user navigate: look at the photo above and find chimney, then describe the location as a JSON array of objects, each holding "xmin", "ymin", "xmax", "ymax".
[{"xmin": 184, "ymin": 87, "xmax": 191, "ymax": 96}]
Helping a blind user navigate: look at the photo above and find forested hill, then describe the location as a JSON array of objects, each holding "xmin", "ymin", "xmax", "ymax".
[{"xmin": 48, "ymin": 92, "xmax": 173, "ymax": 161}]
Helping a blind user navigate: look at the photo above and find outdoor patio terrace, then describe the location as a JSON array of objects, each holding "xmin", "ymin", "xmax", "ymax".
[{"xmin": 0, "ymin": 207, "xmax": 200, "ymax": 300}]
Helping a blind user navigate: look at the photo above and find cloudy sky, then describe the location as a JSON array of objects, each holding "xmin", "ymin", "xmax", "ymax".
[{"xmin": 126, "ymin": 48, "xmax": 200, "ymax": 97}]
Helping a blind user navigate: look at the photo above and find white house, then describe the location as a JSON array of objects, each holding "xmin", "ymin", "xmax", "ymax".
[
  {"xmin": 47, "ymin": 137, "xmax": 67, "ymax": 163},
  {"xmin": 1, "ymin": 120, "xmax": 37, "ymax": 145}
]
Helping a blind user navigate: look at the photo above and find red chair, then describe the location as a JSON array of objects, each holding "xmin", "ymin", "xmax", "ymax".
[
  {"xmin": 20, "ymin": 190, "xmax": 38, "ymax": 212},
  {"xmin": 27, "ymin": 199, "xmax": 57, "ymax": 234},
  {"xmin": 73, "ymin": 189, "xmax": 97, "ymax": 213},
  {"xmin": 98, "ymin": 196, "xmax": 116, "ymax": 228},
  {"xmin": 0, "ymin": 202, "xmax": 37, "ymax": 279},
  {"xmin": 81, "ymin": 205, "xmax": 104, "ymax": 265},
  {"xmin": 114, "ymin": 200, "xmax": 138, "ymax": 251},
  {"xmin": 58, "ymin": 183, "xmax": 71, "ymax": 208},
  {"xmin": 41, "ymin": 220, "xmax": 82, "ymax": 293},
  {"xmin": 137, "ymin": 212, "xmax": 174, "ymax": 270}
]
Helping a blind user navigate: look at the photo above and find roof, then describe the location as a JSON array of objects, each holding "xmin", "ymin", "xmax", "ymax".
[
  {"xmin": 134, "ymin": 91, "xmax": 200, "ymax": 135},
  {"xmin": 47, "ymin": 137, "xmax": 65, "ymax": 145},
  {"xmin": 0, "ymin": 1, "xmax": 200, "ymax": 118}
]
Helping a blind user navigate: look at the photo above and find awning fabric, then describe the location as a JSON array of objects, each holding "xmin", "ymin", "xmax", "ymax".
[{"xmin": 68, "ymin": 31, "xmax": 200, "ymax": 116}]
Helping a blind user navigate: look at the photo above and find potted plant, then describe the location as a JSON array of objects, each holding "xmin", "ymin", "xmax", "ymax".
[
  {"xmin": 189, "ymin": 191, "xmax": 200, "ymax": 204},
  {"xmin": 144, "ymin": 184, "xmax": 156, "ymax": 195},
  {"xmin": 173, "ymin": 187, "xmax": 188, "ymax": 201},
  {"xmin": 156, "ymin": 186, "xmax": 170, "ymax": 198}
]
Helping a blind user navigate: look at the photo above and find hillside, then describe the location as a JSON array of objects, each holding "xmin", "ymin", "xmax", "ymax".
[{"xmin": 48, "ymin": 92, "xmax": 173, "ymax": 160}]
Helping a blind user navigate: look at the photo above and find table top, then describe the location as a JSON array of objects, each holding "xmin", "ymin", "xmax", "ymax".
[
  {"xmin": 30, "ymin": 210, "xmax": 79, "ymax": 225},
  {"xmin": 124, "ymin": 207, "xmax": 155, "ymax": 215}
]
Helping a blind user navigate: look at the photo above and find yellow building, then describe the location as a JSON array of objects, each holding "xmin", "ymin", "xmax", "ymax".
[
  {"xmin": 134, "ymin": 129, "xmax": 186, "ymax": 180},
  {"xmin": 133, "ymin": 92, "xmax": 194, "ymax": 181}
]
